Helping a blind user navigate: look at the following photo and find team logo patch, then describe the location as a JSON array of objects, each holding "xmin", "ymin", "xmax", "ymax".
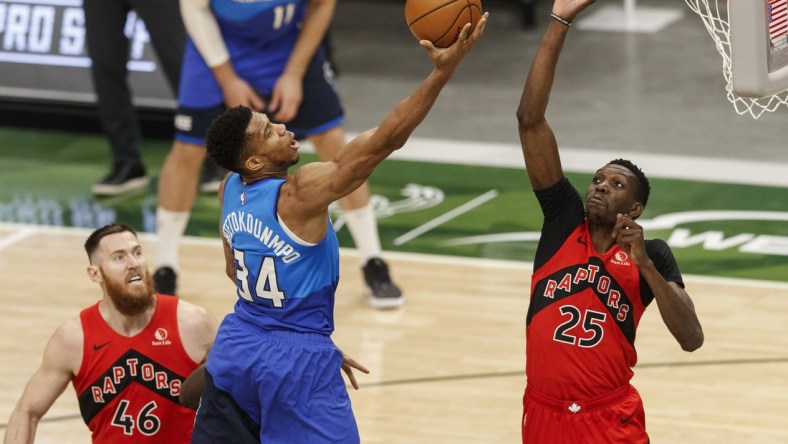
[
  {"xmin": 152, "ymin": 328, "xmax": 172, "ymax": 346},
  {"xmin": 611, "ymin": 251, "xmax": 630, "ymax": 266}
]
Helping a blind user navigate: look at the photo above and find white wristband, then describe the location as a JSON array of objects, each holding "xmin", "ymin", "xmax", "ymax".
[{"xmin": 550, "ymin": 12, "xmax": 572, "ymax": 27}]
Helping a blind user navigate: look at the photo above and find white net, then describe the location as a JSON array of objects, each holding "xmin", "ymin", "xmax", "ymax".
[{"xmin": 684, "ymin": 0, "xmax": 788, "ymax": 119}]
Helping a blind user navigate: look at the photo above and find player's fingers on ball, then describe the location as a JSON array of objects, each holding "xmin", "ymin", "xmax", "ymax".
[
  {"xmin": 459, "ymin": 22, "xmax": 472, "ymax": 39},
  {"xmin": 477, "ymin": 13, "xmax": 489, "ymax": 34}
]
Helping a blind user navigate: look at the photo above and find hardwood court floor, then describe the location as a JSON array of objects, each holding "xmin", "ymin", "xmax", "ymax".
[{"xmin": 1, "ymin": 224, "xmax": 787, "ymax": 443}]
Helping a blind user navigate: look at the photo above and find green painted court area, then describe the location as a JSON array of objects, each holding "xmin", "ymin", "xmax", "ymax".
[{"xmin": 2, "ymin": 127, "xmax": 788, "ymax": 282}]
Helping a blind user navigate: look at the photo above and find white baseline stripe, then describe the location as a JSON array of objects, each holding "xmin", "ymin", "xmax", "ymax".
[
  {"xmin": 0, "ymin": 227, "xmax": 37, "ymax": 251},
  {"xmin": 299, "ymin": 136, "xmax": 788, "ymax": 188}
]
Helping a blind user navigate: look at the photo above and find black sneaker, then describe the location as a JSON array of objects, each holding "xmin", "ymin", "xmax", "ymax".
[
  {"xmin": 199, "ymin": 158, "xmax": 228, "ymax": 194},
  {"xmin": 91, "ymin": 162, "xmax": 150, "ymax": 196},
  {"xmin": 362, "ymin": 257, "xmax": 403, "ymax": 309},
  {"xmin": 153, "ymin": 266, "xmax": 177, "ymax": 296}
]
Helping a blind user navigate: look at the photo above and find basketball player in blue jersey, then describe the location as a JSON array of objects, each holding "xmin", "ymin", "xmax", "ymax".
[
  {"xmin": 187, "ymin": 15, "xmax": 488, "ymax": 443},
  {"xmin": 154, "ymin": 0, "xmax": 403, "ymax": 309}
]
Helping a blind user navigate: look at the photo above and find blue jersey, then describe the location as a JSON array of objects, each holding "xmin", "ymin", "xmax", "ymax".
[
  {"xmin": 220, "ymin": 173, "xmax": 340, "ymax": 334},
  {"xmin": 179, "ymin": 0, "xmax": 308, "ymax": 108}
]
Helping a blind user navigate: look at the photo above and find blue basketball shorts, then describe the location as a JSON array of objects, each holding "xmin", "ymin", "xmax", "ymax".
[
  {"xmin": 190, "ymin": 370, "xmax": 260, "ymax": 444},
  {"xmin": 197, "ymin": 313, "xmax": 360, "ymax": 443},
  {"xmin": 174, "ymin": 50, "xmax": 344, "ymax": 146}
]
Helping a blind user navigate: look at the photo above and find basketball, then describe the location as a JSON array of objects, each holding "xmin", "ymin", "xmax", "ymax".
[{"xmin": 405, "ymin": 0, "xmax": 483, "ymax": 48}]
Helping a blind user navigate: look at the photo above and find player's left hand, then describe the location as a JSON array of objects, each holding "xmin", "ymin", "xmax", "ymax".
[
  {"xmin": 420, "ymin": 12, "xmax": 489, "ymax": 75},
  {"xmin": 613, "ymin": 213, "xmax": 648, "ymax": 267},
  {"xmin": 340, "ymin": 352, "xmax": 370, "ymax": 390},
  {"xmin": 269, "ymin": 72, "xmax": 303, "ymax": 123}
]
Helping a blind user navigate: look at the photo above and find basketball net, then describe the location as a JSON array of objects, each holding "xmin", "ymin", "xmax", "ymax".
[{"xmin": 685, "ymin": 0, "xmax": 788, "ymax": 119}]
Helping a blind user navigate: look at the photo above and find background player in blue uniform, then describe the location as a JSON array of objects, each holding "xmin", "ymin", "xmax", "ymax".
[
  {"xmin": 153, "ymin": 0, "xmax": 403, "ymax": 309},
  {"xmin": 189, "ymin": 15, "xmax": 488, "ymax": 443}
]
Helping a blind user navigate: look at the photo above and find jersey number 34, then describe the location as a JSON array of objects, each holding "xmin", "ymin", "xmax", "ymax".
[{"xmin": 234, "ymin": 250, "xmax": 286, "ymax": 308}]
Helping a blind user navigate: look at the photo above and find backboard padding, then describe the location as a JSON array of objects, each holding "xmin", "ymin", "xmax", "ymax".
[{"xmin": 730, "ymin": 0, "xmax": 788, "ymax": 97}]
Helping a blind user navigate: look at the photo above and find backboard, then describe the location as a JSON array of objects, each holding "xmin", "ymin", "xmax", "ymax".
[{"xmin": 730, "ymin": 0, "xmax": 788, "ymax": 97}]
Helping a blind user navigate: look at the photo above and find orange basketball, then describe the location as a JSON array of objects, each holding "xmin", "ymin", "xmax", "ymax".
[{"xmin": 405, "ymin": 0, "xmax": 483, "ymax": 48}]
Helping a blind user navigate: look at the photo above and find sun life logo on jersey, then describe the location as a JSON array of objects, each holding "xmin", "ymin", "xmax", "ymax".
[
  {"xmin": 611, "ymin": 251, "xmax": 630, "ymax": 266},
  {"xmin": 152, "ymin": 328, "xmax": 171, "ymax": 346}
]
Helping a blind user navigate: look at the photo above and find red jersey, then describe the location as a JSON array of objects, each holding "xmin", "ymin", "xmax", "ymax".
[
  {"xmin": 527, "ymin": 178, "xmax": 682, "ymax": 400},
  {"xmin": 72, "ymin": 295, "xmax": 200, "ymax": 443}
]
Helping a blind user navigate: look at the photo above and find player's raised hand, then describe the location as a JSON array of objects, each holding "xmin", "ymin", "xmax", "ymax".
[
  {"xmin": 421, "ymin": 12, "xmax": 489, "ymax": 74},
  {"xmin": 613, "ymin": 213, "xmax": 649, "ymax": 267},
  {"xmin": 552, "ymin": 0, "xmax": 595, "ymax": 22}
]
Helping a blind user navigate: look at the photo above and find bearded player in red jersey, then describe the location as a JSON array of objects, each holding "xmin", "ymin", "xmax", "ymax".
[
  {"xmin": 515, "ymin": 0, "xmax": 705, "ymax": 442},
  {"xmin": 4, "ymin": 224, "xmax": 218, "ymax": 444}
]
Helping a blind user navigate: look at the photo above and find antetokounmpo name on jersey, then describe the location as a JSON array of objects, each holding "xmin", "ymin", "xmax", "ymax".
[
  {"xmin": 222, "ymin": 210, "xmax": 301, "ymax": 263},
  {"xmin": 527, "ymin": 257, "xmax": 637, "ymax": 344},
  {"xmin": 77, "ymin": 349, "xmax": 188, "ymax": 423}
]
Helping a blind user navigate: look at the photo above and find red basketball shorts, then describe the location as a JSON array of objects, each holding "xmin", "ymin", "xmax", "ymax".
[{"xmin": 521, "ymin": 384, "xmax": 649, "ymax": 444}]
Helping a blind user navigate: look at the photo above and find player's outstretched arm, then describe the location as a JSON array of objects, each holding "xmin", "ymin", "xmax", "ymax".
[
  {"xmin": 285, "ymin": 13, "xmax": 488, "ymax": 217},
  {"xmin": 4, "ymin": 321, "xmax": 81, "ymax": 444},
  {"xmin": 343, "ymin": 13, "xmax": 489, "ymax": 184},
  {"xmin": 516, "ymin": 0, "xmax": 594, "ymax": 191}
]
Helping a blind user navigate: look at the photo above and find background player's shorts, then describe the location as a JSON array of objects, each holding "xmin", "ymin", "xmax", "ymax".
[
  {"xmin": 190, "ymin": 370, "xmax": 260, "ymax": 444},
  {"xmin": 521, "ymin": 384, "xmax": 649, "ymax": 444},
  {"xmin": 174, "ymin": 50, "xmax": 344, "ymax": 146},
  {"xmin": 198, "ymin": 314, "xmax": 360, "ymax": 444}
]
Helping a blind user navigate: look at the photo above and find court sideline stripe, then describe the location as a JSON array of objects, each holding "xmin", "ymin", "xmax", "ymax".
[
  {"xmin": 0, "ymin": 227, "xmax": 37, "ymax": 251},
  {"xmin": 5, "ymin": 355, "xmax": 787, "ymax": 430},
  {"xmin": 301, "ymin": 136, "xmax": 788, "ymax": 188},
  {"xmin": 2, "ymin": 222, "xmax": 788, "ymax": 290},
  {"xmin": 354, "ymin": 356, "xmax": 788, "ymax": 389}
]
